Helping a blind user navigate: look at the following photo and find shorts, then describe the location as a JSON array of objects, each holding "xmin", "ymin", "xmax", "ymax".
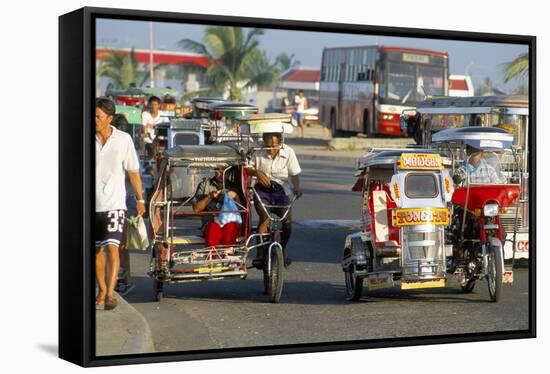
[
  {"xmin": 294, "ymin": 112, "xmax": 305, "ymax": 123},
  {"xmin": 95, "ymin": 210, "xmax": 126, "ymax": 248},
  {"xmin": 254, "ymin": 185, "xmax": 290, "ymax": 206}
]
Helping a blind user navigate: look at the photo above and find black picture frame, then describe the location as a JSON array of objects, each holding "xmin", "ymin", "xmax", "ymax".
[{"xmin": 59, "ymin": 6, "xmax": 536, "ymax": 367}]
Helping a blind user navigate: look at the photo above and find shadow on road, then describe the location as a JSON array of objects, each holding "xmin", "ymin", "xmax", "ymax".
[{"xmin": 124, "ymin": 275, "xmax": 493, "ymax": 307}]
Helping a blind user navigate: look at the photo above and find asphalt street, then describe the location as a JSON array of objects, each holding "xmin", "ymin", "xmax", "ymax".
[{"xmin": 123, "ymin": 158, "xmax": 530, "ymax": 353}]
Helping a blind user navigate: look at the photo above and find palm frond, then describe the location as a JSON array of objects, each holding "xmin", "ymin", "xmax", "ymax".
[
  {"xmin": 178, "ymin": 39, "xmax": 213, "ymax": 59},
  {"xmin": 503, "ymin": 53, "xmax": 529, "ymax": 83}
]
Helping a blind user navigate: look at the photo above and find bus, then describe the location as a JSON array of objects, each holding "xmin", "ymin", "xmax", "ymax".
[{"xmin": 319, "ymin": 46, "xmax": 449, "ymax": 136}]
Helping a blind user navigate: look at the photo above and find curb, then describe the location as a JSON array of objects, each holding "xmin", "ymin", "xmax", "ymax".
[
  {"xmin": 296, "ymin": 153, "xmax": 360, "ymax": 163},
  {"xmin": 95, "ymin": 291, "xmax": 156, "ymax": 356}
]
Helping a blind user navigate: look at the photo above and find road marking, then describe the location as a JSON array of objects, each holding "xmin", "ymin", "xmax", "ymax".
[{"xmin": 295, "ymin": 219, "xmax": 362, "ymax": 230}]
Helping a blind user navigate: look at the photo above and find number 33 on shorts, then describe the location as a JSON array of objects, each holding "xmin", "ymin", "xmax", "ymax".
[{"xmin": 107, "ymin": 210, "xmax": 125, "ymax": 233}]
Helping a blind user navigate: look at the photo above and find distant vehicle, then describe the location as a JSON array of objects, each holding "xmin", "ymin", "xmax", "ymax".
[
  {"xmin": 319, "ymin": 46, "xmax": 449, "ymax": 136},
  {"xmin": 266, "ymin": 97, "xmax": 319, "ymax": 126},
  {"xmin": 106, "ymin": 87, "xmax": 191, "ymax": 118}
]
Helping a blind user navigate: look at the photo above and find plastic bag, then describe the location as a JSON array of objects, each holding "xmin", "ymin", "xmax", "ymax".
[
  {"xmin": 125, "ymin": 215, "xmax": 150, "ymax": 251},
  {"xmin": 216, "ymin": 193, "xmax": 242, "ymax": 226}
]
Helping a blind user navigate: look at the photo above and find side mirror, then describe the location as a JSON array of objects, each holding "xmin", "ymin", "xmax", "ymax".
[{"xmin": 452, "ymin": 174, "xmax": 462, "ymax": 185}]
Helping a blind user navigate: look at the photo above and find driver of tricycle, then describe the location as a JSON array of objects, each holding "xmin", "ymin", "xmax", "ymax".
[
  {"xmin": 457, "ymin": 143, "xmax": 506, "ymax": 185},
  {"xmin": 247, "ymin": 132, "xmax": 303, "ymax": 268}
]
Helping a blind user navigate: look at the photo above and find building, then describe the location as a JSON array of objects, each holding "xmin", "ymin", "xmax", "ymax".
[{"xmin": 449, "ymin": 74, "xmax": 474, "ymax": 97}]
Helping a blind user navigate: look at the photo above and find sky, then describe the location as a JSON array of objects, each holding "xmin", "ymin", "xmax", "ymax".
[{"xmin": 96, "ymin": 18, "xmax": 529, "ymax": 92}]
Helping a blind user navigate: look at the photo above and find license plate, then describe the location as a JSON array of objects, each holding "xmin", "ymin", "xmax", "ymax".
[
  {"xmin": 401, "ymin": 278, "xmax": 445, "ymax": 290},
  {"xmin": 367, "ymin": 273, "xmax": 394, "ymax": 290}
]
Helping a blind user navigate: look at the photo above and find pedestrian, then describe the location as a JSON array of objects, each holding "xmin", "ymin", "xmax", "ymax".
[
  {"xmin": 141, "ymin": 95, "xmax": 166, "ymax": 158},
  {"xmin": 96, "ymin": 97, "xmax": 145, "ymax": 310},
  {"xmin": 293, "ymin": 91, "xmax": 307, "ymax": 137},
  {"xmin": 248, "ymin": 132, "xmax": 303, "ymax": 267}
]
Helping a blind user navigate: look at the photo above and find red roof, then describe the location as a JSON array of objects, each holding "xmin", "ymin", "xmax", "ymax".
[
  {"xmin": 281, "ymin": 69, "xmax": 320, "ymax": 83},
  {"xmin": 96, "ymin": 48, "xmax": 210, "ymax": 68},
  {"xmin": 450, "ymin": 78, "xmax": 468, "ymax": 90}
]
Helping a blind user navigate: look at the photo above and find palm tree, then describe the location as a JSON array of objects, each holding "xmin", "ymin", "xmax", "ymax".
[
  {"xmin": 97, "ymin": 48, "xmax": 140, "ymax": 89},
  {"xmin": 97, "ymin": 48, "xmax": 164, "ymax": 89},
  {"xmin": 503, "ymin": 53, "xmax": 528, "ymax": 83},
  {"xmin": 476, "ymin": 77, "xmax": 506, "ymax": 96},
  {"xmin": 178, "ymin": 27, "xmax": 280, "ymax": 101},
  {"xmin": 274, "ymin": 52, "xmax": 301, "ymax": 73}
]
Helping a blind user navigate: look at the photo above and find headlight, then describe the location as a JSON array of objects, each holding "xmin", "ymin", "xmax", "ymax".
[{"xmin": 483, "ymin": 203, "xmax": 499, "ymax": 217}]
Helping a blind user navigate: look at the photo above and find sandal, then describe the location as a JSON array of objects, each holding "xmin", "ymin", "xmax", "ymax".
[
  {"xmin": 104, "ymin": 296, "xmax": 119, "ymax": 311},
  {"xmin": 96, "ymin": 298, "xmax": 105, "ymax": 310}
]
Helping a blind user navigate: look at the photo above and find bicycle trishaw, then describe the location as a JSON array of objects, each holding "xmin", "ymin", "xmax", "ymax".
[{"xmin": 148, "ymin": 114, "xmax": 297, "ymax": 303}]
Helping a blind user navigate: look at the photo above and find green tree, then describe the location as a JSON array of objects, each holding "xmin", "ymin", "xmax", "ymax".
[
  {"xmin": 503, "ymin": 53, "xmax": 528, "ymax": 83},
  {"xmin": 476, "ymin": 77, "xmax": 505, "ymax": 96},
  {"xmin": 97, "ymin": 48, "xmax": 162, "ymax": 89},
  {"xmin": 274, "ymin": 52, "xmax": 301, "ymax": 72},
  {"xmin": 97, "ymin": 49, "xmax": 140, "ymax": 89},
  {"xmin": 179, "ymin": 27, "xmax": 280, "ymax": 101}
]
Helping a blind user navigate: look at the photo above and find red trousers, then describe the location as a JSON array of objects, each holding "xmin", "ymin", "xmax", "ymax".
[{"xmin": 204, "ymin": 221, "xmax": 241, "ymax": 248}]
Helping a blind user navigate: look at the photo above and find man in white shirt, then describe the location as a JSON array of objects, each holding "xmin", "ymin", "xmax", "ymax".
[
  {"xmin": 96, "ymin": 97, "xmax": 145, "ymax": 310},
  {"xmin": 248, "ymin": 132, "xmax": 303, "ymax": 267},
  {"xmin": 141, "ymin": 95, "xmax": 167, "ymax": 156}
]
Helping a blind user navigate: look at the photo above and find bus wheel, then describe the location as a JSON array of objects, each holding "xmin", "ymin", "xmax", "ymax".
[
  {"xmin": 363, "ymin": 109, "xmax": 371, "ymax": 136},
  {"xmin": 330, "ymin": 109, "xmax": 337, "ymax": 137}
]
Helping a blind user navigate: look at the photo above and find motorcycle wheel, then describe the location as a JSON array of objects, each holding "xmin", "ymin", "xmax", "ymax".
[{"xmin": 487, "ymin": 245, "xmax": 503, "ymax": 302}]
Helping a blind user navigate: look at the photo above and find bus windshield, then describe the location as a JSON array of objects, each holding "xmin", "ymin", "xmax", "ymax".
[{"xmin": 382, "ymin": 62, "xmax": 444, "ymax": 104}]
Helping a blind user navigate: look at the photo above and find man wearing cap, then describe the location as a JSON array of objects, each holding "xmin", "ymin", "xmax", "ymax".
[
  {"xmin": 248, "ymin": 132, "xmax": 303, "ymax": 267},
  {"xmin": 458, "ymin": 144, "xmax": 506, "ymax": 184}
]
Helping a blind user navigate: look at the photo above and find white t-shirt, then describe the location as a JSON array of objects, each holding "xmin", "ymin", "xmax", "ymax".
[
  {"xmin": 96, "ymin": 126, "xmax": 140, "ymax": 212},
  {"xmin": 141, "ymin": 111, "xmax": 167, "ymax": 143},
  {"xmin": 294, "ymin": 95, "xmax": 306, "ymax": 113},
  {"xmin": 251, "ymin": 145, "xmax": 302, "ymax": 196}
]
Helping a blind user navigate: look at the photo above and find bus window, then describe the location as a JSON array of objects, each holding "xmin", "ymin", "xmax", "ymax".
[
  {"xmin": 387, "ymin": 63, "xmax": 415, "ymax": 102},
  {"xmin": 418, "ymin": 66, "xmax": 444, "ymax": 97}
]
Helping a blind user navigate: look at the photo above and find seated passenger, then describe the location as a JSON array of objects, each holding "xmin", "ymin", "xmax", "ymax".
[{"xmin": 192, "ymin": 168, "xmax": 242, "ymax": 256}]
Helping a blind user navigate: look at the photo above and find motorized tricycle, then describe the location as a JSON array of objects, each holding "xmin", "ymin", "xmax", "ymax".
[
  {"xmin": 400, "ymin": 95, "xmax": 529, "ymax": 260},
  {"xmin": 208, "ymin": 102, "xmax": 258, "ymax": 142},
  {"xmin": 431, "ymin": 126, "xmax": 521, "ymax": 302},
  {"xmin": 342, "ymin": 149, "xmax": 454, "ymax": 301}
]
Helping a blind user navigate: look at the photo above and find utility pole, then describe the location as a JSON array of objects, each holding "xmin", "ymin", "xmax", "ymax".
[{"xmin": 149, "ymin": 22, "xmax": 154, "ymax": 88}]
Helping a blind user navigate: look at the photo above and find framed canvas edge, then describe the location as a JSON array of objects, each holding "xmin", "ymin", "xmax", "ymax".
[{"xmin": 58, "ymin": 6, "xmax": 537, "ymax": 368}]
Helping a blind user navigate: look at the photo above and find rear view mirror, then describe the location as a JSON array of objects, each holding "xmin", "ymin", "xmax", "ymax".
[{"xmin": 452, "ymin": 174, "xmax": 463, "ymax": 185}]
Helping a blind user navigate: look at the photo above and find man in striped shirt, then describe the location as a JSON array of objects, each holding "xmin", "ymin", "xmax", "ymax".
[{"xmin": 459, "ymin": 145, "xmax": 506, "ymax": 185}]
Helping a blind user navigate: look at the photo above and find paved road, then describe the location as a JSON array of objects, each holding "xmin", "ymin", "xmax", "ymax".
[{"xmin": 123, "ymin": 158, "xmax": 530, "ymax": 353}]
